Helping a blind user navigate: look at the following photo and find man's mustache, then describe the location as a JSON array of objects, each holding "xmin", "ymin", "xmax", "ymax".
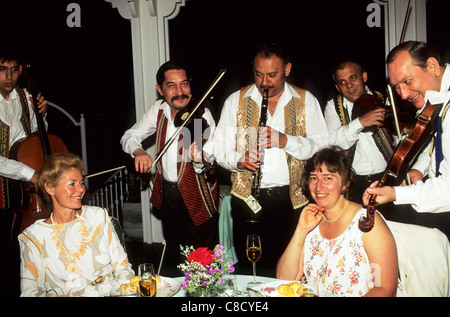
[{"xmin": 171, "ymin": 94, "xmax": 190, "ymax": 103}]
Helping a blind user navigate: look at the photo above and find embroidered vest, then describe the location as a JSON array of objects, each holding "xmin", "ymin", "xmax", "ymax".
[
  {"xmin": 150, "ymin": 109, "xmax": 219, "ymax": 226},
  {"xmin": 0, "ymin": 87, "xmax": 32, "ymax": 157},
  {"xmin": 230, "ymin": 85, "xmax": 308, "ymax": 209},
  {"xmin": 334, "ymin": 91, "xmax": 394, "ymax": 165},
  {"xmin": 0, "ymin": 87, "xmax": 32, "ymax": 209}
]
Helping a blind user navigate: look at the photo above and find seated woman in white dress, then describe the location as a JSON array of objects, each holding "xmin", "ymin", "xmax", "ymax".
[
  {"xmin": 19, "ymin": 152, "xmax": 134, "ymax": 296},
  {"xmin": 276, "ymin": 146, "xmax": 406, "ymax": 296}
]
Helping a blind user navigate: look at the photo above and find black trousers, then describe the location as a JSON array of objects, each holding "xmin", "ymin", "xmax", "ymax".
[
  {"xmin": 351, "ymin": 172, "xmax": 384, "ymax": 205},
  {"xmin": 230, "ymin": 186, "xmax": 301, "ymax": 278},
  {"xmin": 154, "ymin": 180, "xmax": 219, "ymax": 277}
]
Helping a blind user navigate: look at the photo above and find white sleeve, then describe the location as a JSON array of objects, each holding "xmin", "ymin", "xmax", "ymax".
[{"xmin": 120, "ymin": 102, "xmax": 160, "ymax": 157}]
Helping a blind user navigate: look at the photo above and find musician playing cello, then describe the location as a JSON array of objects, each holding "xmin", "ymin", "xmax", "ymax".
[
  {"xmin": 364, "ymin": 41, "xmax": 450, "ymax": 239},
  {"xmin": 0, "ymin": 48, "xmax": 48, "ymax": 296},
  {"xmin": 324, "ymin": 59, "xmax": 395, "ymax": 206},
  {"xmin": 120, "ymin": 60, "xmax": 219, "ymax": 277},
  {"xmin": 202, "ymin": 43, "xmax": 329, "ymax": 277}
]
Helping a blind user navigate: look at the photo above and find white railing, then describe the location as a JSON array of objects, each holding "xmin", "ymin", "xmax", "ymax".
[
  {"xmin": 87, "ymin": 167, "xmax": 130, "ymax": 221},
  {"xmin": 47, "ymin": 101, "xmax": 88, "ymax": 175}
]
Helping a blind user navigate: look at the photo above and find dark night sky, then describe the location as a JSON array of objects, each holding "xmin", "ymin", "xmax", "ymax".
[{"xmin": 2, "ymin": 0, "xmax": 449, "ymax": 191}]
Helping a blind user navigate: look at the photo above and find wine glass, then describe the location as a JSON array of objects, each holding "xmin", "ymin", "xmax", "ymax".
[
  {"xmin": 246, "ymin": 234, "xmax": 262, "ymax": 286},
  {"xmin": 138, "ymin": 263, "xmax": 156, "ymax": 297}
]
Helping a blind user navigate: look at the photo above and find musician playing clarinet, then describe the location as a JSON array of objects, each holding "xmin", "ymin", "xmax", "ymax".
[
  {"xmin": 120, "ymin": 61, "xmax": 219, "ymax": 277},
  {"xmin": 364, "ymin": 41, "xmax": 450, "ymax": 239},
  {"xmin": 203, "ymin": 43, "xmax": 329, "ymax": 277}
]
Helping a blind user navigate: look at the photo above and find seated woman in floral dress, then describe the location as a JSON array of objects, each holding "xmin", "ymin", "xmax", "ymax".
[
  {"xmin": 19, "ymin": 152, "xmax": 134, "ymax": 296},
  {"xmin": 276, "ymin": 147, "xmax": 406, "ymax": 296}
]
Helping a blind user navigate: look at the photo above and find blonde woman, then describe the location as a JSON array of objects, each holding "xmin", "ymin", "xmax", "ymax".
[{"xmin": 19, "ymin": 153, "xmax": 133, "ymax": 296}]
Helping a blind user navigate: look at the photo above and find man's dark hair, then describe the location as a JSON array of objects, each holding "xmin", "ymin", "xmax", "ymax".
[
  {"xmin": 331, "ymin": 59, "xmax": 365, "ymax": 82},
  {"xmin": 253, "ymin": 42, "xmax": 291, "ymax": 66},
  {"xmin": 156, "ymin": 60, "xmax": 190, "ymax": 86},
  {"xmin": 0, "ymin": 37, "xmax": 24, "ymax": 65},
  {"xmin": 386, "ymin": 41, "xmax": 442, "ymax": 68}
]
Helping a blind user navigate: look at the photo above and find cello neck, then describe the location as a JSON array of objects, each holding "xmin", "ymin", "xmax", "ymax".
[
  {"xmin": 30, "ymin": 90, "xmax": 51, "ymax": 158},
  {"xmin": 23, "ymin": 64, "xmax": 51, "ymax": 157}
]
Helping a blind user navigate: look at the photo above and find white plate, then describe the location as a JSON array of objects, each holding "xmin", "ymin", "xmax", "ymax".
[
  {"xmin": 156, "ymin": 276, "xmax": 181, "ymax": 297},
  {"xmin": 257, "ymin": 280, "xmax": 303, "ymax": 297}
]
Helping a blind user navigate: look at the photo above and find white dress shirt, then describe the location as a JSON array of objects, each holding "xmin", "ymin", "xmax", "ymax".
[
  {"xmin": 394, "ymin": 64, "xmax": 450, "ymax": 213},
  {"xmin": 120, "ymin": 99, "xmax": 216, "ymax": 182},
  {"xmin": 324, "ymin": 87, "xmax": 388, "ymax": 175},
  {"xmin": 204, "ymin": 83, "xmax": 329, "ymax": 188},
  {"xmin": 0, "ymin": 88, "xmax": 41, "ymax": 181}
]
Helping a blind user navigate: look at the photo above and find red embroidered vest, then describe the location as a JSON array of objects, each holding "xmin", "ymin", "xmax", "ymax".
[{"xmin": 150, "ymin": 109, "xmax": 219, "ymax": 226}]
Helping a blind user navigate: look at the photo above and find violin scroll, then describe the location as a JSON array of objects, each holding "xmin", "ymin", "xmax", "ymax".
[{"xmin": 359, "ymin": 200, "xmax": 376, "ymax": 232}]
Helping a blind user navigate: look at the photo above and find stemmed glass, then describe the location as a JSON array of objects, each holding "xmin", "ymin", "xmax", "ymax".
[
  {"xmin": 246, "ymin": 234, "xmax": 262, "ymax": 285},
  {"xmin": 138, "ymin": 263, "xmax": 156, "ymax": 297}
]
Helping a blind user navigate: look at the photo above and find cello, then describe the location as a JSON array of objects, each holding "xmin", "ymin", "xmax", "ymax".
[{"xmin": 10, "ymin": 64, "xmax": 68, "ymax": 236}]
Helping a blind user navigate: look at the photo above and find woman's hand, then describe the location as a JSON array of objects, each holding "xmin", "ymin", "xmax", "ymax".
[{"xmin": 298, "ymin": 203, "xmax": 325, "ymax": 232}]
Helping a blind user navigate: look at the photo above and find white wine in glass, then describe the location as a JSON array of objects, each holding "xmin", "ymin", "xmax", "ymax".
[
  {"xmin": 138, "ymin": 263, "xmax": 156, "ymax": 297},
  {"xmin": 246, "ymin": 234, "xmax": 262, "ymax": 285}
]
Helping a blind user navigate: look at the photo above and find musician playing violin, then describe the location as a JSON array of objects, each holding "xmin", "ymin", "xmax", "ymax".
[
  {"xmin": 324, "ymin": 60, "xmax": 395, "ymax": 207},
  {"xmin": 364, "ymin": 41, "xmax": 450, "ymax": 239},
  {"xmin": 120, "ymin": 60, "xmax": 219, "ymax": 277},
  {"xmin": 0, "ymin": 48, "xmax": 48, "ymax": 297}
]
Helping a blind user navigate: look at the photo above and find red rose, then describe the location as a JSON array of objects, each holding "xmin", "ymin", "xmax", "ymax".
[{"xmin": 187, "ymin": 247, "xmax": 214, "ymax": 266}]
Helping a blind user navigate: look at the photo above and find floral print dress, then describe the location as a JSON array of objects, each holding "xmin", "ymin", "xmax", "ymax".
[{"xmin": 303, "ymin": 208, "xmax": 406, "ymax": 297}]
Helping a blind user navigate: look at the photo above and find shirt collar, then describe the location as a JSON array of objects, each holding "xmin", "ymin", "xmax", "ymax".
[
  {"xmin": 343, "ymin": 85, "xmax": 371, "ymax": 108},
  {"xmin": 440, "ymin": 63, "xmax": 450, "ymax": 92},
  {"xmin": 246, "ymin": 82, "xmax": 295, "ymax": 104},
  {"xmin": 422, "ymin": 64, "xmax": 450, "ymax": 110},
  {"xmin": 0, "ymin": 87, "xmax": 18, "ymax": 103}
]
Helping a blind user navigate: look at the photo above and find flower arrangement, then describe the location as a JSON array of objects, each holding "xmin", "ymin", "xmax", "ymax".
[{"xmin": 178, "ymin": 244, "xmax": 234, "ymax": 297}]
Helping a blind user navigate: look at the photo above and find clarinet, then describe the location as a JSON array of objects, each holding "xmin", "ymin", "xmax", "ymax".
[{"xmin": 252, "ymin": 88, "xmax": 269, "ymax": 200}]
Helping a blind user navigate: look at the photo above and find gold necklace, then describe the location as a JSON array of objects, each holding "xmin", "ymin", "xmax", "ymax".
[
  {"xmin": 50, "ymin": 212, "xmax": 89, "ymax": 262},
  {"xmin": 323, "ymin": 200, "xmax": 349, "ymax": 223}
]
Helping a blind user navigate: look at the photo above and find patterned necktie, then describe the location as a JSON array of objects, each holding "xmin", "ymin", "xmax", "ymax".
[
  {"xmin": 435, "ymin": 115, "xmax": 443, "ymax": 177},
  {"xmin": 435, "ymin": 99, "xmax": 450, "ymax": 176}
]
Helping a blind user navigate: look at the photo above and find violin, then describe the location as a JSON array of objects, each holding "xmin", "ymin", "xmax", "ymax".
[
  {"xmin": 174, "ymin": 97, "xmax": 210, "ymax": 142},
  {"xmin": 352, "ymin": 93, "xmax": 415, "ymax": 136},
  {"xmin": 359, "ymin": 100, "xmax": 443, "ymax": 232},
  {"xmin": 351, "ymin": 93, "xmax": 388, "ymax": 133},
  {"xmin": 173, "ymin": 98, "xmax": 214, "ymax": 174}
]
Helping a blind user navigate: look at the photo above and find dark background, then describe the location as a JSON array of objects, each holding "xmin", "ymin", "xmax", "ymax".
[{"xmin": 2, "ymin": 0, "xmax": 449, "ymax": 193}]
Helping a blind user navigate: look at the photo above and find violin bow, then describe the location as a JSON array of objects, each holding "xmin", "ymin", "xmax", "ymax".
[{"xmin": 359, "ymin": 0, "xmax": 413, "ymax": 231}]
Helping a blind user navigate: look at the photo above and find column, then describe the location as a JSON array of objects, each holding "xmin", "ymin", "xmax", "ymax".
[{"xmin": 105, "ymin": 0, "xmax": 188, "ymax": 243}]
